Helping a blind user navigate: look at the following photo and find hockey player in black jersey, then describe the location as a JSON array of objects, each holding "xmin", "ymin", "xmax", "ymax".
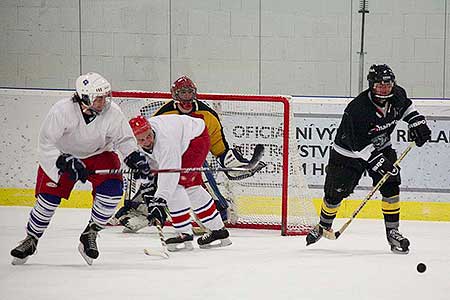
[{"xmin": 306, "ymin": 64, "xmax": 431, "ymax": 254}]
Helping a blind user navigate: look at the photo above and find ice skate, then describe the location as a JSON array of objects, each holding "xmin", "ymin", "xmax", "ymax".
[
  {"xmin": 78, "ymin": 222, "xmax": 103, "ymax": 265},
  {"xmin": 11, "ymin": 235, "xmax": 38, "ymax": 265},
  {"xmin": 165, "ymin": 233, "xmax": 194, "ymax": 252},
  {"xmin": 197, "ymin": 228, "xmax": 232, "ymax": 249},
  {"xmin": 386, "ymin": 228, "xmax": 410, "ymax": 254},
  {"xmin": 306, "ymin": 224, "xmax": 328, "ymax": 246}
]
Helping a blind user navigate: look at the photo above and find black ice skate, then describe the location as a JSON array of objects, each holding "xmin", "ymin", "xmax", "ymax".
[
  {"xmin": 78, "ymin": 222, "xmax": 103, "ymax": 265},
  {"xmin": 11, "ymin": 235, "xmax": 38, "ymax": 265},
  {"xmin": 386, "ymin": 228, "xmax": 410, "ymax": 254},
  {"xmin": 165, "ymin": 233, "xmax": 194, "ymax": 252},
  {"xmin": 306, "ymin": 224, "xmax": 328, "ymax": 246},
  {"xmin": 197, "ymin": 228, "xmax": 232, "ymax": 249}
]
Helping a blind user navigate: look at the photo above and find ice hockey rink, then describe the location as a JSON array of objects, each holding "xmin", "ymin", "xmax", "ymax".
[{"xmin": 0, "ymin": 206, "xmax": 448, "ymax": 300}]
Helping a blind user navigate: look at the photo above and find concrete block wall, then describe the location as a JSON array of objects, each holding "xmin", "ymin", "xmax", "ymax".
[{"xmin": 0, "ymin": 0, "xmax": 449, "ymax": 97}]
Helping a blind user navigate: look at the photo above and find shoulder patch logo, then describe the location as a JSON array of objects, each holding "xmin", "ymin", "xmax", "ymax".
[{"xmin": 46, "ymin": 182, "xmax": 58, "ymax": 188}]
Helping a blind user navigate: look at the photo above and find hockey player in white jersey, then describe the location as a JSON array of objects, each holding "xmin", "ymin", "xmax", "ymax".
[
  {"xmin": 128, "ymin": 114, "xmax": 232, "ymax": 251},
  {"xmin": 10, "ymin": 72, "xmax": 151, "ymax": 265}
]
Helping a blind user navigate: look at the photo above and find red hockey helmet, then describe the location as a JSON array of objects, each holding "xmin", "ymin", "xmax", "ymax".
[
  {"xmin": 171, "ymin": 76, "xmax": 197, "ymax": 113},
  {"xmin": 129, "ymin": 115, "xmax": 151, "ymax": 136}
]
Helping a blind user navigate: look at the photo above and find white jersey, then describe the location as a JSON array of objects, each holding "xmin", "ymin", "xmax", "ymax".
[
  {"xmin": 145, "ymin": 115, "xmax": 205, "ymax": 201},
  {"xmin": 38, "ymin": 97, "xmax": 139, "ymax": 182}
]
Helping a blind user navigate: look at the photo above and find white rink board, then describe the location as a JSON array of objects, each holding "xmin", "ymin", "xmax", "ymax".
[
  {"xmin": 290, "ymin": 97, "xmax": 450, "ymax": 202},
  {"xmin": 1, "ymin": 89, "xmax": 449, "ymax": 202}
]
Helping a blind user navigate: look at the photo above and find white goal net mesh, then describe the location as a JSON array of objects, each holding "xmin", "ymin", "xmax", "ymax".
[{"xmin": 113, "ymin": 91, "xmax": 317, "ymax": 235}]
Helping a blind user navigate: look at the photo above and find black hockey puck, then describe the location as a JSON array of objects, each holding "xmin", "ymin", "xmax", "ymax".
[{"xmin": 417, "ymin": 263, "xmax": 426, "ymax": 273}]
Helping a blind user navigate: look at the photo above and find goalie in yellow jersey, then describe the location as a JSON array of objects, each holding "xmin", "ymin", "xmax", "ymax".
[
  {"xmin": 152, "ymin": 76, "xmax": 265, "ymax": 216},
  {"xmin": 110, "ymin": 76, "xmax": 265, "ymax": 232},
  {"xmin": 155, "ymin": 75, "xmax": 265, "ymax": 178}
]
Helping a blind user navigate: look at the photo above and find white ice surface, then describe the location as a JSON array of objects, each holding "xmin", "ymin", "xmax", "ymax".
[{"xmin": 0, "ymin": 206, "xmax": 449, "ymax": 300}]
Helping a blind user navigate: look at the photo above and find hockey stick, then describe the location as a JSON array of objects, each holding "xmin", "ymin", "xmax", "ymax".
[
  {"xmin": 322, "ymin": 142, "xmax": 415, "ymax": 240},
  {"xmin": 92, "ymin": 144, "xmax": 265, "ymax": 175},
  {"xmin": 143, "ymin": 221, "xmax": 169, "ymax": 259}
]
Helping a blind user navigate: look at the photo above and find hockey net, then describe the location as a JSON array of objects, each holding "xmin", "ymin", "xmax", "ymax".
[{"xmin": 112, "ymin": 91, "xmax": 317, "ymax": 235}]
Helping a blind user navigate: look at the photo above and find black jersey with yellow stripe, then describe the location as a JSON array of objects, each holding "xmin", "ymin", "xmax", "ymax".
[{"xmin": 151, "ymin": 100, "xmax": 229, "ymax": 158}]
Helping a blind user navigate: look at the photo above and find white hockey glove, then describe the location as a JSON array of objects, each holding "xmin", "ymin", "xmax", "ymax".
[{"xmin": 218, "ymin": 148, "xmax": 266, "ymax": 181}]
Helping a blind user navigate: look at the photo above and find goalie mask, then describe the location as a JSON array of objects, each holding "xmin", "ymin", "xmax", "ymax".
[
  {"xmin": 75, "ymin": 72, "xmax": 112, "ymax": 114},
  {"xmin": 367, "ymin": 64, "xmax": 396, "ymax": 103},
  {"xmin": 171, "ymin": 76, "xmax": 197, "ymax": 113}
]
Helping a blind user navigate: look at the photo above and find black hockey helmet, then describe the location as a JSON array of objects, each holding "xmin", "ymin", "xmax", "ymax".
[{"xmin": 367, "ymin": 64, "xmax": 395, "ymax": 89}]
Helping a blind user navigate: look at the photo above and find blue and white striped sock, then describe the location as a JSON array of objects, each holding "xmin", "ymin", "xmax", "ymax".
[
  {"xmin": 27, "ymin": 193, "xmax": 61, "ymax": 239},
  {"xmin": 90, "ymin": 179, "xmax": 123, "ymax": 226}
]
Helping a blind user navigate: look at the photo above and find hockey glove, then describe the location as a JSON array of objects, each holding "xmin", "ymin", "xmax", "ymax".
[
  {"xmin": 218, "ymin": 148, "xmax": 266, "ymax": 181},
  {"xmin": 408, "ymin": 115, "xmax": 431, "ymax": 147},
  {"xmin": 139, "ymin": 177, "xmax": 157, "ymax": 197},
  {"xmin": 124, "ymin": 150, "xmax": 151, "ymax": 179},
  {"xmin": 56, "ymin": 154, "xmax": 88, "ymax": 183},
  {"xmin": 368, "ymin": 153, "xmax": 399, "ymax": 176},
  {"xmin": 146, "ymin": 197, "xmax": 167, "ymax": 226}
]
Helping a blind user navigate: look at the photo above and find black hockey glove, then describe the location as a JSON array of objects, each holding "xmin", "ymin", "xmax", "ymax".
[
  {"xmin": 368, "ymin": 153, "xmax": 399, "ymax": 177},
  {"xmin": 408, "ymin": 115, "xmax": 431, "ymax": 147},
  {"xmin": 146, "ymin": 197, "xmax": 167, "ymax": 226},
  {"xmin": 124, "ymin": 150, "xmax": 151, "ymax": 179},
  {"xmin": 56, "ymin": 154, "xmax": 88, "ymax": 183},
  {"xmin": 139, "ymin": 177, "xmax": 157, "ymax": 197}
]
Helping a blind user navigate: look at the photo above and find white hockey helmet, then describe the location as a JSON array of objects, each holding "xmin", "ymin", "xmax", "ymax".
[{"xmin": 75, "ymin": 72, "xmax": 112, "ymax": 107}]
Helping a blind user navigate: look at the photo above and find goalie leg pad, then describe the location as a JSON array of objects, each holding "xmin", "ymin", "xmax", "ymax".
[
  {"xmin": 202, "ymin": 161, "xmax": 229, "ymax": 221},
  {"xmin": 121, "ymin": 214, "xmax": 149, "ymax": 233},
  {"xmin": 117, "ymin": 202, "xmax": 149, "ymax": 233}
]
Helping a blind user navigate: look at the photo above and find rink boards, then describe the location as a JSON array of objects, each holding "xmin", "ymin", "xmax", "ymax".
[{"xmin": 0, "ymin": 89, "xmax": 449, "ymax": 222}]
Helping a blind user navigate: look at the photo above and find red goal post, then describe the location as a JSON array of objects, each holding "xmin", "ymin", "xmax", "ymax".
[{"xmin": 112, "ymin": 91, "xmax": 317, "ymax": 235}]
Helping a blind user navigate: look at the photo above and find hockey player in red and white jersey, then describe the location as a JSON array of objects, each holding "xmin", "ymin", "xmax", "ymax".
[
  {"xmin": 10, "ymin": 72, "xmax": 151, "ymax": 265},
  {"xmin": 128, "ymin": 114, "xmax": 232, "ymax": 251}
]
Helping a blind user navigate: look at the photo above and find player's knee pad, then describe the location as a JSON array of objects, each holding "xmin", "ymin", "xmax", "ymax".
[
  {"xmin": 323, "ymin": 196, "xmax": 342, "ymax": 207},
  {"xmin": 38, "ymin": 193, "xmax": 62, "ymax": 205},
  {"xmin": 324, "ymin": 166, "xmax": 360, "ymax": 200},
  {"xmin": 186, "ymin": 186, "xmax": 212, "ymax": 210},
  {"xmin": 96, "ymin": 179, "xmax": 123, "ymax": 197},
  {"xmin": 379, "ymin": 182, "xmax": 400, "ymax": 198}
]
